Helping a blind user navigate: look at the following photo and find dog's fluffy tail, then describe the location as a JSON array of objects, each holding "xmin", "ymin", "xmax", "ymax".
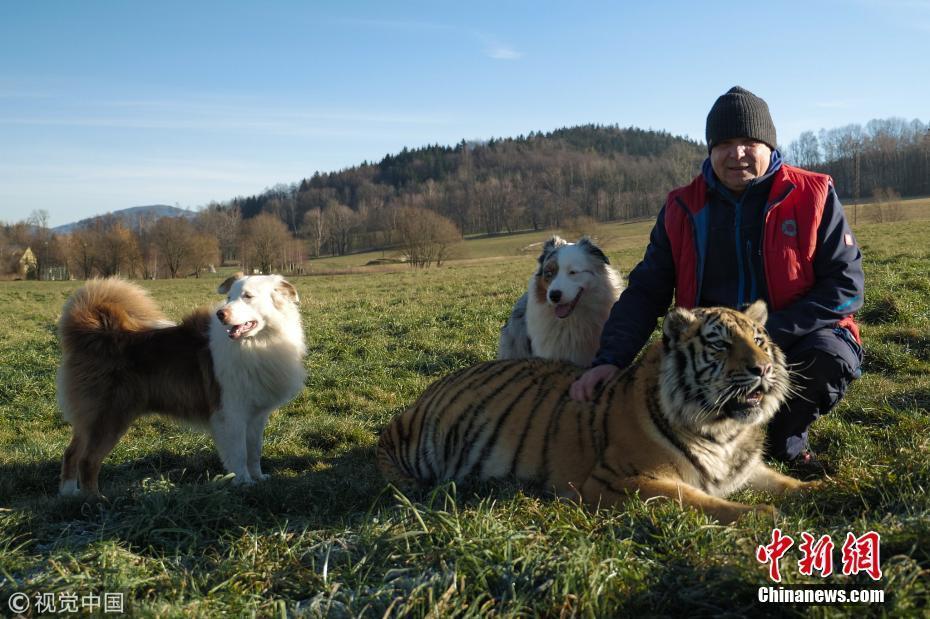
[{"xmin": 58, "ymin": 278, "xmax": 170, "ymax": 353}]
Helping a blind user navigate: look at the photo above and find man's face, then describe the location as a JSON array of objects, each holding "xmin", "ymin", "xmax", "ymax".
[{"xmin": 710, "ymin": 138, "xmax": 772, "ymax": 194}]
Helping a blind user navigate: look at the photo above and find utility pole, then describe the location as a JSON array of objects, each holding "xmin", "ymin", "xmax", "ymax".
[{"xmin": 853, "ymin": 151, "xmax": 860, "ymax": 226}]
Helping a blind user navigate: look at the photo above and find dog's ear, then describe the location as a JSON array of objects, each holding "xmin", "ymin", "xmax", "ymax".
[
  {"xmin": 742, "ymin": 299, "xmax": 768, "ymax": 325},
  {"xmin": 538, "ymin": 235, "xmax": 568, "ymax": 264},
  {"xmin": 578, "ymin": 236, "xmax": 610, "ymax": 265},
  {"xmin": 662, "ymin": 306, "xmax": 697, "ymax": 346},
  {"xmin": 217, "ymin": 272, "xmax": 244, "ymax": 295},
  {"xmin": 274, "ymin": 279, "xmax": 299, "ymax": 306}
]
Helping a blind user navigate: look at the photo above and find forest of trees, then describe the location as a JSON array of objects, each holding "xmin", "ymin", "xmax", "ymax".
[
  {"xmin": 784, "ymin": 117, "xmax": 930, "ymax": 200},
  {"xmin": 232, "ymin": 124, "xmax": 706, "ymax": 251},
  {"xmin": 2, "ymin": 119, "xmax": 927, "ymax": 280}
]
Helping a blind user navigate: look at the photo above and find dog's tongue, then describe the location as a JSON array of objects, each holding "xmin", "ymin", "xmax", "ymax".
[
  {"xmin": 229, "ymin": 324, "xmax": 247, "ymax": 339},
  {"xmin": 555, "ymin": 303, "xmax": 573, "ymax": 319}
]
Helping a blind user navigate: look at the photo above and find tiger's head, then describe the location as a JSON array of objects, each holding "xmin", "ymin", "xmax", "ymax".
[{"xmin": 658, "ymin": 300, "xmax": 790, "ymax": 432}]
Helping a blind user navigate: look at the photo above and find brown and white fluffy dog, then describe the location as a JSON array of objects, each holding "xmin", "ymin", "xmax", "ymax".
[
  {"xmin": 56, "ymin": 273, "xmax": 306, "ymax": 497},
  {"xmin": 498, "ymin": 236, "xmax": 624, "ymax": 366}
]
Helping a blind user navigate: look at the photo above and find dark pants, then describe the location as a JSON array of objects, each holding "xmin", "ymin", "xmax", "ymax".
[{"xmin": 766, "ymin": 326, "xmax": 863, "ymax": 461}]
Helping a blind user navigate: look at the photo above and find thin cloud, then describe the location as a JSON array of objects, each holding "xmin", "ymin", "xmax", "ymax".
[
  {"xmin": 854, "ymin": 0, "xmax": 930, "ymax": 31},
  {"xmin": 0, "ymin": 91, "xmax": 54, "ymax": 100},
  {"xmin": 0, "ymin": 98, "xmax": 451, "ymax": 136},
  {"xmin": 485, "ymin": 44, "xmax": 523, "ymax": 60},
  {"xmin": 856, "ymin": 0, "xmax": 930, "ymax": 10},
  {"xmin": 474, "ymin": 30, "xmax": 524, "ymax": 61},
  {"xmin": 77, "ymin": 95, "xmax": 453, "ymax": 124},
  {"xmin": 0, "ymin": 159, "xmax": 276, "ymax": 184},
  {"xmin": 331, "ymin": 18, "xmax": 523, "ymax": 60}
]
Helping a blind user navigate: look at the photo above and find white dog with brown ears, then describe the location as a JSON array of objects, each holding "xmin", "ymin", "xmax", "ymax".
[
  {"xmin": 56, "ymin": 272, "xmax": 306, "ymax": 497},
  {"xmin": 498, "ymin": 236, "xmax": 624, "ymax": 366}
]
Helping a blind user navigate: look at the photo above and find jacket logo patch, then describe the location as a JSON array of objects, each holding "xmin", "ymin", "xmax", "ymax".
[{"xmin": 782, "ymin": 219, "xmax": 798, "ymax": 237}]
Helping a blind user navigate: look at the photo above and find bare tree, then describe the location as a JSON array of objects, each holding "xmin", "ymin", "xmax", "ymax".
[
  {"xmin": 281, "ymin": 237, "xmax": 306, "ymax": 273},
  {"xmin": 92, "ymin": 217, "xmax": 140, "ymax": 277},
  {"xmin": 787, "ymin": 131, "xmax": 821, "ymax": 169},
  {"xmin": 133, "ymin": 213, "xmax": 159, "ymax": 279},
  {"xmin": 242, "ymin": 213, "xmax": 291, "ymax": 274},
  {"xmin": 196, "ymin": 204, "xmax": 241, "ymax": 265},
  {"xmin": 561, "ymin": 215, "xmax": 598, "ymax": 239},
  {"xmin": 190, "ymin": 232, "xmax": 220, "ymax": 277},
  {"xmin": 152, "ymin": 217, "xmax": 198, "ymax": 278},
  {"xmin": 871, "ymin": 187, "xmax": 903, "ymax": 223},
  {"xmin": 323, "ymin": 201, "xmax": 359, "ymax": 256},
  {"xmin": 66, "ymin": 228, "xmax": 96, "ymax": 279},
  {"xmin": 0, "ymin": 225, "xmax": 11, "ymax": 276},
  {"xmin": 396, "ymin": 206, "xmax": 463, "ymax": 268},
  {"xmin": 299, "ymin": 208, "xmax": 325, "ymax": 257},
  {"xmin": 267, "ymin": 183, "xmax": 300, "ymax": 233}
]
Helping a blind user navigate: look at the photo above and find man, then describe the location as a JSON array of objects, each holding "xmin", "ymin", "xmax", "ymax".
[{"xmin": 569, "ymin": 86, "xmax": 864, "ymax": 464}]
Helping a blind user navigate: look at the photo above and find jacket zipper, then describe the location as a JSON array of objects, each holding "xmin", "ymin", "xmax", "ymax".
[{"xmin": 734, "ymin": 193, "xmax": 746, "ymax": 307}]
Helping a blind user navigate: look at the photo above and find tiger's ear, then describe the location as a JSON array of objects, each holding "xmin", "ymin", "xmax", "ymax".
[
  {"xmin": 578, "ymin": 236, "xmax": 610, "ymax": 264},
  {"xmin": 217, "ymin": 272, "xmax": 244, "ymax": 294},
  {"xmin": 538, "ymin": 235, "xmax": 568, "ymax": 264},
  {"xmin": 743, "ymin": 300, "xmax": 768, "ymax": 325},
  {"xmin": 663, "ymin": 306, "xmax": 697, "ymax": 343}
]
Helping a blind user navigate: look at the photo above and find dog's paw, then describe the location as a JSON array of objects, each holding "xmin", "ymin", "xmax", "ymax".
[
  {"xmin": 216, "ymin": 472, "xmax": 255, "ymax": 486},
  {"xmin": 60, "ymin": 479, "xmax": 82, "ymax": 497}
]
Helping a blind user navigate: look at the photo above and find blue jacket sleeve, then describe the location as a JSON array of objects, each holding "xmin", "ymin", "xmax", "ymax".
[
  {"xmin": 593, "ymin": 207, "xmax": 676, "ymax": 368},
  {"xmin": 765, "ymin": 187, "xmax": 864, "ymax": 350}
]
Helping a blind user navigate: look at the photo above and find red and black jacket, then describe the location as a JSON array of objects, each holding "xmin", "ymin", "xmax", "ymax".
[{"xmin": 594, "ymin": 158, "xmax": 864, "ymax": 369}]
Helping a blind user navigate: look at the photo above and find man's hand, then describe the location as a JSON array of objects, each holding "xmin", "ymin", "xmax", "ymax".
[{"xmin": 569, "ymin": 364, "xmax": 619, "ymax": 402}]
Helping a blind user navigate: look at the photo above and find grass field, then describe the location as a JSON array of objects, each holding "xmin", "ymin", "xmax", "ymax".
[
  {"xmin": 305, "ymin": 196, "xmax": 930, "ymax": 272},
  {"xmin": 1, "ymin": 213, "xmax": 929, "ymax": 616}
]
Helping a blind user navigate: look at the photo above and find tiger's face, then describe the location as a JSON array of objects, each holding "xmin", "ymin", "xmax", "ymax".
[{"xmin": 659, "ymin": 300, "xmax": 789, "ymax": 432}]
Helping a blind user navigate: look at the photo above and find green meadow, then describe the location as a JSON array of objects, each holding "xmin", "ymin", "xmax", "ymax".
[{"xmin": 1, "ymin": 205, "xmax": 929, "ymax": 616}]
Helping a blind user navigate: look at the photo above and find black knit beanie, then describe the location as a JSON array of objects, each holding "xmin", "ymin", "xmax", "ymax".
[{"xmin": 705, "ymin": 86, "xmax": 777, "ymax": 153}]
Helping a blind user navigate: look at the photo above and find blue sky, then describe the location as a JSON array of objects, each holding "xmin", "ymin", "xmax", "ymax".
[{"xmin": 2, "ymin": 1, "xmax": 929, "ymax": 226}]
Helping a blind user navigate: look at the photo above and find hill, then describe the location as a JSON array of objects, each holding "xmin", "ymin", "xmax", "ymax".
[
  {"xmin": 42, "ymin": 125, "xmax": 704, "ymax": 257},
  {"xmin": 226, "ymin": 124, "xmax": 706, "ymax": 243},
  {"xmin": 52, "ymin": 204, "xmax": 196, "ymax": 235}
]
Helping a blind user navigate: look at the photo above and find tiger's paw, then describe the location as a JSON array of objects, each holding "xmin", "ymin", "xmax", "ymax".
[
  {"xmin": 797, "ymin": 479, "xmax": 825, "ymax": 492},
  {"xmin": 718, "ymin": 503, "xmax": 777, "ymax": 524},
  {"xmin": 748, "ymin": 503, "xmax": 778, "ymax": 520}
]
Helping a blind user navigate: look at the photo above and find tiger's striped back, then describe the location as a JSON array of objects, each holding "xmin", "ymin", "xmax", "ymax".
[{"xmin": 377, "ymin": 358, "xmax": 613, "ymax": 493}]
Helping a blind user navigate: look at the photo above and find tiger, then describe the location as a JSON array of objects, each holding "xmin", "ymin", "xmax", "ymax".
[{"xmin": 377, "ymin": 300, "xmax": 815, "ymax": 524}]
